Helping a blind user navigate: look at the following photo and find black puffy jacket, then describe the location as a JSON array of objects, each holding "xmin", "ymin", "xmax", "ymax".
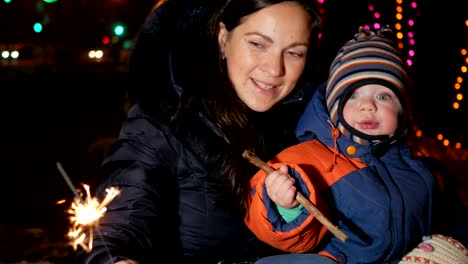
[{"xmin": 76, "ymin": 1, "xmax": 314, "ymax": 263}]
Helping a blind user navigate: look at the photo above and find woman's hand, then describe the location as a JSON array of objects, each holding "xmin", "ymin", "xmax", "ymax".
[{"xmin": 264, "ymin": 165, "xmax": 299, "ymax": 208}]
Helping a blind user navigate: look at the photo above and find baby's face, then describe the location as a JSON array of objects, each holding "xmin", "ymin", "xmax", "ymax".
[{"xmin": 342, "ymin": 84, "xmax": 402, "ymax": 136}]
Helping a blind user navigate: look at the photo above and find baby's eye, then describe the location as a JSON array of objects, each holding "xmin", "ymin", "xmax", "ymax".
[
  {"xmin": 376, "ymin": 94, "xmax": 391, "ymax": 100},
  {"xmin": 349, "ymin": 93, "xmax": 358, "ymax": 99}
]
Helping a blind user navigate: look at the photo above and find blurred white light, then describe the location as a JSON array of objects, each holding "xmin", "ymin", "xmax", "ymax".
[
  {"xmin": 95, "ymin": 50, "xmax": 103, "ymax": 59},
  {"xmin": 88, "ymin": 50, "xmax": 96, "ymax": 59},
  {"xmin": 1, "ymin": 51, "xmax": 9, "ymax": 59},
  {"xmin": 10, "ymin": 50, "xmax": 19, "ymax": 59}
]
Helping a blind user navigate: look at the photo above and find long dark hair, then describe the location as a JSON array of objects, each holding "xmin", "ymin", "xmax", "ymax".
[
  {"xmin": 196, "ymin": 0, "xmax": 321, "ymax": 215},
  {"xmin": 129, "ymin": 0, "xmax": 318, "ymax": 214}
]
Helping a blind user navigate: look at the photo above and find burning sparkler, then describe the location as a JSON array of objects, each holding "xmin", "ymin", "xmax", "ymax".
[{"xmin": 56, "ymin": 162, "xmax": 120, "ymax": 252}]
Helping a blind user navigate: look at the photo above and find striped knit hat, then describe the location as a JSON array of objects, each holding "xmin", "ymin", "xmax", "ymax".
[{"xmin": 325, "ymin": 26, "xmax": 410, "ymax": 145}]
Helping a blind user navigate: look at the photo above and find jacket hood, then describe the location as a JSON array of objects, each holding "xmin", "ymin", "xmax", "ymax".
[
  {"xmin": 297, "ymin": 82, "xmax": 381, "ymax": 158},
  {"xmin": 127, "ymin": 0, "xmax": 217, "ymax": 120},
  {"xmin": 325, "ymin": 26, "xmax": 411, "ymax": 147}
]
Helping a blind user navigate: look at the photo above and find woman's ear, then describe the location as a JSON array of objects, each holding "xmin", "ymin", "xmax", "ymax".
[{"xmin": 217, "ymin": 22, "xmax": 227, "ymax": 57}]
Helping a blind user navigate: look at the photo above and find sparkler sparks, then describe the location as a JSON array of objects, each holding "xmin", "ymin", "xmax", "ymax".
[
  {"xmin": 56, "ymin": 162, "xmax": 120, "ymax": 252},
  {"xmin": 67, "ymin": 184, "xmax": 120, "ymax": 252}
]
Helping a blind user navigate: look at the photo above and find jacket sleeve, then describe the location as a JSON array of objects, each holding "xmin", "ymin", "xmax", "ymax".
[
  {"xmin": 244, "ymin": 157, "xmax": 329, "ymax": 253},
  {"xmin": 75, "ymin": 107, "xmax": 181, "ymax": 263}
]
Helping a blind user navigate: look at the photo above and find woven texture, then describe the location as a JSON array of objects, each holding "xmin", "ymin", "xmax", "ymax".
[{"xmin": 399, "ymin": 234, "xmax": 468, "ymax": 264}]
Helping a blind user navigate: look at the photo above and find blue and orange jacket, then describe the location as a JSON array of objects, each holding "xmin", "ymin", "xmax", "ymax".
[{"xmin": 245, "ymin": 84, "xmax": 438, "ymax": 263}]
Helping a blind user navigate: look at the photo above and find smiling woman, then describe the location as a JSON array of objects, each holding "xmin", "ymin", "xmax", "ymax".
[
  {"xmin": 74, "ymin": 0, "xmax": 321, "ymax": 263},
  {"xmin": 217, "ymin": 1, "xmax": 312, "ymax": 112}
]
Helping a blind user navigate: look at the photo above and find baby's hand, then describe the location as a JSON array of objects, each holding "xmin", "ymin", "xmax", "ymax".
[{"xmin": 264, "ymin": 165, "xmax": 299, "ymax": 209}]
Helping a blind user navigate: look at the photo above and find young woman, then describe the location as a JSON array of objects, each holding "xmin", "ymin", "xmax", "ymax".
[{"xmin": 76, "ymin": 0, "xmax": 321, "ymax": 263}]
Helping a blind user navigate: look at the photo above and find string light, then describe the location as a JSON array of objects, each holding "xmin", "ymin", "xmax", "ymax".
[
  {"xmin": 371, "ymin": 0, "xmax": 465, "ymax": 149},
  {"xmin": 452, "ymin": 46, "xmax": 467, "ymax": 111}
]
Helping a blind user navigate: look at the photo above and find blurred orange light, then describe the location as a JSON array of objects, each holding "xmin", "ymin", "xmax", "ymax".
[{"xmin": 443, "ymin": 139, "xmax": 449, "ymax": 146}]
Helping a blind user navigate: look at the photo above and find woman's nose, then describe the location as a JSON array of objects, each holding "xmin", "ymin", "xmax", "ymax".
[{"xmin": 260, "ymin": 54, "xmax": 285, "ymax": 76}]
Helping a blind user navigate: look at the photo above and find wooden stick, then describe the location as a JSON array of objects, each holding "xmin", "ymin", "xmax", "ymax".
[{"xmin": 242, "ymin": 150, "xmax": 348, "ymax": 242}]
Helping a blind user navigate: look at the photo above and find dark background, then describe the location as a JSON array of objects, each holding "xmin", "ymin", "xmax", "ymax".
[{"xmin": 1, "ymin": 0, "xmax": 467, "ymax": 263}]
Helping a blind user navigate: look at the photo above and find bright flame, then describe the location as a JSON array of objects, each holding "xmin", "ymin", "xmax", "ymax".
[{"xmin": 67, "ymin": 184, "xmax": 120, "ymax": 252}]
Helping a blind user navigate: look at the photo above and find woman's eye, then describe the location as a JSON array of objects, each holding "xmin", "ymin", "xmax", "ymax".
[
  {"xmin": 286, "ymin": 50, "xmax": 304, "ymax": 58},
  {"xmin": 249, "ymin": 41, "xmax": 264, "ymax": 48}
]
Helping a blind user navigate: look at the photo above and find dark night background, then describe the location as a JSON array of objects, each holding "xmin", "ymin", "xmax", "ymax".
[{"xmin": 1, "ymin": 0, "xmax": 467, "ymax": 263}]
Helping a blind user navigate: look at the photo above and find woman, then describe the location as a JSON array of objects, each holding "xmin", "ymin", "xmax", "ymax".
[{"xmin": 76, "ymin": 0, "xmax": 321, "ymax": 263}]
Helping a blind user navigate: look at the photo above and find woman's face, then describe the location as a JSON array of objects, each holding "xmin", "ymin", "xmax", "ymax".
[{"xmin": 218, "ymin": 2, "xmax": 312, "ymax": 112}]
